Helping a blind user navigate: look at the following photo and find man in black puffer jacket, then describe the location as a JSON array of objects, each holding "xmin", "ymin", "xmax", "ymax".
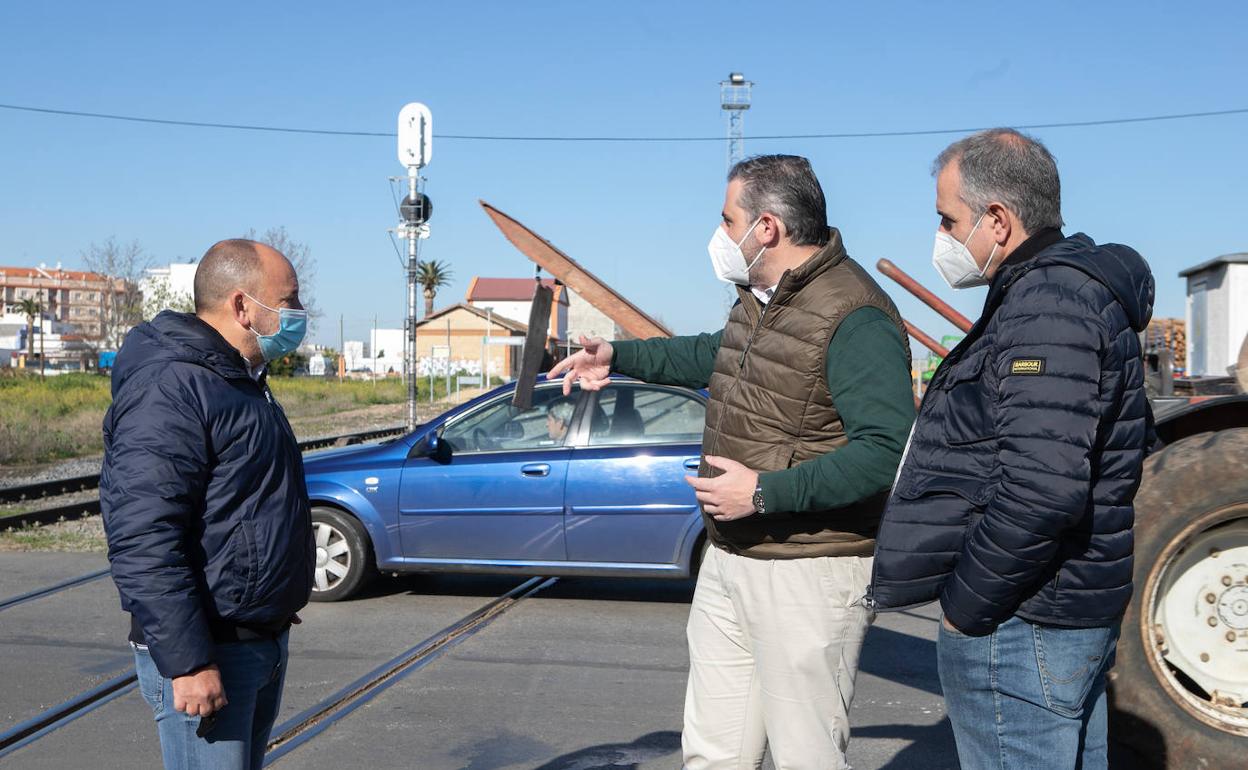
[
  {"xmin": 102, "ymin": 239, "xmax": 314, "ymax": 770},
  {"xmin": 870, "ymin": 129, "xmax": 1154, "ymax": 770}
]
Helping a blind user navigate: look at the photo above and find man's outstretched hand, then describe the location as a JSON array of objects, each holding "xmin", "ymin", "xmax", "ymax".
[{"xmin": 547, "ymin": 335, "xmax": 614, "ymax": 395}]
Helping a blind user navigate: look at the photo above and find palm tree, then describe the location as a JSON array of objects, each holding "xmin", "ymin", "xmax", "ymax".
[
  {"xmin": 418, "ymin": 259, "xmax": 454, "ymax": 317},
  {"xmin": 14, "ymin": 296, "xmax": 41, "ymax": 360}
]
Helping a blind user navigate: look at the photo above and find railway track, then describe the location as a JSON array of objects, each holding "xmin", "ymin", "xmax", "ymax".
[
  {"xmin": 0, "ymin": 425, "xmax": 408, "ymax": 530},
  {"xmin": 0, "ymin": 576, "xmax": 554, "ymax": 762},
  {"xmin": 0, "ymin": 568, "xmax": 112, "ymax": 613}
]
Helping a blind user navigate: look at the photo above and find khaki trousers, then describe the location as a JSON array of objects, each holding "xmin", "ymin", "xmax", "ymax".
[{"xmin": 682, "ymin": 544, "xmax": 874, "ymax": 770}]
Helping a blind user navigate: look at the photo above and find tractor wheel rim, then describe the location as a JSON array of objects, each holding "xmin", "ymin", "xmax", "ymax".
[{"xmin": 1144, "ymin": 503, "xmax": 1248, "ymax": 735}]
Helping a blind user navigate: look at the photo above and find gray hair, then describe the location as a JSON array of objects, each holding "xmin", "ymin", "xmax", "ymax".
[
  {"xmin": 546, "ymin": 399, "xmax": 575, "ymax": 426},
  {"xmin": 194, "ymin": 239, "xmax": 263, "ymax": 314},
  {"xmin": 727, "ymin": 155, "xmax": 829, "ymax": 247},
  {"xmin": 933, "ymin": 128, "xmax": 1064, "ymax": 234}
]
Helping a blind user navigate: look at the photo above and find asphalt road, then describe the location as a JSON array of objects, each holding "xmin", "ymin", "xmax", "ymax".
[{"xmin": 0, "ymin": 553, "xmax": 1006, "ymax": 769}]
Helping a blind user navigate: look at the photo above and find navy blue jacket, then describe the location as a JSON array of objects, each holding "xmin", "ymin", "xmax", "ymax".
[
  {"xmin": 870, "ymin": 232, "xmax": 1154, "ymax": 635},
  {"xmin": 101, "ymin": 311, "xmax": 314, "ymax": 677}
]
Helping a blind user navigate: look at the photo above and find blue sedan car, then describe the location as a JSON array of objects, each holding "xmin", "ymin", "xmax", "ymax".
[{"xmin": 302, "ymin": 377, "xmax": 709, "ymax": 601}]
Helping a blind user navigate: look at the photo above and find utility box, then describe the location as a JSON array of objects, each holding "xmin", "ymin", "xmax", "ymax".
[{"xmin": 1180, "ymin": 253, "xmax": 1248, "ymax": 377}]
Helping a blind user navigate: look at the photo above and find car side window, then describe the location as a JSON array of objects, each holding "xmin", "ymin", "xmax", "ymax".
[
  {"xmin": 587, "ymin": 385, "xmax": 705, "ymax": 447},
  {"xmin": 441, "ymin": 387, "xmax": 577, "ymax": 453}
]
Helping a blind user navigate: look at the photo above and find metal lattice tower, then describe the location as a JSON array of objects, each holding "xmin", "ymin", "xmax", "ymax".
[{"xmin": 720, "ymin": 72, "xmax": 753, "ymax": 169}]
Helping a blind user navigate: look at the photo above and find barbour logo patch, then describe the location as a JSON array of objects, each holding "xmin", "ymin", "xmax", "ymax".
[{"xmin": 1010, "ymin": 358, "xmax": 1046, "ymax": 375}]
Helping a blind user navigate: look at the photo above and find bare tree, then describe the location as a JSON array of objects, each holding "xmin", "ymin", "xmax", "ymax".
[
  {"xmin": 244, "ymin": 227, "xmax": 319, "ymax": 330},
  {"xmin": 142, "ymin": 277, "xmax": 195, "ymax": 320},
  {"xmin": 82, "ymin": 238, "xmax": 149, "ymax": 350}
]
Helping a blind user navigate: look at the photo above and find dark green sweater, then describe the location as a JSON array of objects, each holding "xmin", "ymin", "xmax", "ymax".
[{"xmin": 612, "ymin": 306, "xmax": 916, "ymax": 513}]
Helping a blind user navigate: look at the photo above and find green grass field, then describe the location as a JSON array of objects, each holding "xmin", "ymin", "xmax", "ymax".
[{"xmin": 0, "ymin": 371, "xmax": 461, "ymax": 466}]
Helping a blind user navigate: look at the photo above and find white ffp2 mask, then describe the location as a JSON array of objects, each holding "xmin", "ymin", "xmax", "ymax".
[
  {"xmin": 708, "ymin": 218, "xmax": 766, "ymax": 286},
  {"xmin": 932, "ymin": 213, "xmax": 998, "ymax": 290}
]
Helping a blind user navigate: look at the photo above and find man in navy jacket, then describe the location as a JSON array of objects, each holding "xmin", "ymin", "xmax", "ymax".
[
  {"xmin": 102, "ymin": 239, "xmax": 313, "ymax": 769},
  {"xmin": 870, "ymin": 129, "xmax": 1154, "ymax": 769}
]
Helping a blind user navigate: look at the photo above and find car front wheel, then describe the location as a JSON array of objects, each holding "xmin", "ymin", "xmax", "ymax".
[{"xmin": 309, "ymin": 506, "xmax": 376, "ymax": 602}]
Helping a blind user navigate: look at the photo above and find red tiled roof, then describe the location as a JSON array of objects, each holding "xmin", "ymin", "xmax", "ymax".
[
  {"xmin": 466, "ymin": 277, "xmax": 564, "ymax": 302},
  {"xmin": 0, "ymin": 266, "xmax": 110, "ymax": 283}
]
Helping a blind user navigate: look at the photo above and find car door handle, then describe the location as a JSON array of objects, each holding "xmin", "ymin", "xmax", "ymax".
[
  {"xmin": 684, "ymin": 458, "xmax": 701, "ymax": 470},
  {"xmin": 521, "ymin": 463, "xmax": 551, "ymax": 478}
]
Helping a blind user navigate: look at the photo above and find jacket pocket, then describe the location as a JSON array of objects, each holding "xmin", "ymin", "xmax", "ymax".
[
  {"xmin": 895, "ymin": 469, "xmax": 994, "ymax": 508},
  {"xmin": 1033, "ymin": 623, "xmax": 1118, "ymax": 718},
  {"xmin": 943, "ymin": 351, "xmax": 995, "ymax": 445},
  {"xmin": 236, "ymin": 520, "xmax": 258, "ymax": 610}
]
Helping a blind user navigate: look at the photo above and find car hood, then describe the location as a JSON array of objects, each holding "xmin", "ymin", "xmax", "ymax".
[{"xmin": 302, "ymin": 442, "xmax": 396, "ymax": 473}]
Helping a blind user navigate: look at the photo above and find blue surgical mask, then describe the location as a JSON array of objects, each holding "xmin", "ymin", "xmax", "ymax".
[{"xmin": 244, "ymin": 292, "xmax": 308, "ymax": 361}]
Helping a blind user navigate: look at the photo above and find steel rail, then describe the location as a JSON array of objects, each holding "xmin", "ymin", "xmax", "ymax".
[
  {"xmin": 0, "ymin": 577, "xmax": 550, "ymax": 762},
  {"xmin": 0, "ymin": 568, "xmax": 111, "ymax": 613},
  {"xmin": 263, "ymin": 576, "xmax": 555, "ymax": 764},
  {"xmin": 0, "ymin": 425, "xmax": 408, "ymax": 531},
  {"xmin": 0, "ymin": 672, "xmax": 138, "ymax": 758},
  {"xmin": 0, "ymin": 474, "xmax": 101, "ymax": 506}
]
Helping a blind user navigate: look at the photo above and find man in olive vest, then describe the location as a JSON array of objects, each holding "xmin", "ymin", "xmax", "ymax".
[{"xmin": 548, "ymin": 155, "xmax": 915, "ymax": 769}]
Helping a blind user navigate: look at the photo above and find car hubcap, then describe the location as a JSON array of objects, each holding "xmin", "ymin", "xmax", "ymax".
[
  {"xmin": 313, "ymin": 521, "xmax": 351, "ymax": 592},
  {"xmin": 1147, "ymin": 507, "xmax": 1248, "ymax": 734}
]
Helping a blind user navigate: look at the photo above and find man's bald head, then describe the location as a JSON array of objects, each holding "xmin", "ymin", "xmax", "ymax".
[
  {"xmin": 191, "ymin": 238, "xmax": 301, "ymax": 365},
  {"xmin": 194, "ymin": 239, "xmax": 266, "ymax": 314}
]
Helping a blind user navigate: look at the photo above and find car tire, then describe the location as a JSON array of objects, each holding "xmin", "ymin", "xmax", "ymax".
[
  {"xmin": 309, "ymin": 506, "xmax": 376, "ymax": 602},
  {"xmin": 1108, "ymin": 428, "xmax": 1248, "ymax": 768}
]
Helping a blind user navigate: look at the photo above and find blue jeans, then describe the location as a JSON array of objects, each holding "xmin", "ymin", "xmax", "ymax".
[
  {"xmin": 937, "ymin": 615, "xmax": 1118, "ymax": 770},
  {"xmin": 133, "ymin": 631, "xmax": 289, "ymax": 770}
]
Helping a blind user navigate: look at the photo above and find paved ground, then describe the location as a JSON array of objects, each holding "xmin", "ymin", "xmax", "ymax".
[
  {"xmin": 0, "ymin": 553, "xmax": 1139, "ymax": 769},
  {"xmin": 0, "ymin": 554, "xmax": 957, "ymax": 768}
]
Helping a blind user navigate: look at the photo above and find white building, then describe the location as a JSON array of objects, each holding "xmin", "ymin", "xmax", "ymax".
[
  {"xmin": 465, "ymin": 278, "xmax": 570, "ymax": 341},
  {"xmin": 1181, "ymin": 253, "xmax": 1248, "ymax": 378},
  {"xmin": 141, "ymin": 261, "xmax": 198, "ymax": 317},
  {"xmin": 369, "ymin": 328, "xmax": 406, "ymax": 375},
  {"xmin": 0, "ymin": 310, "xmax": 92, "ymax": 368},
  {"xmin": 465, "ymin": 276, "xmax": 626, "ymax": 344},
  {"xmin": 342, "ymin": 340, "xmax": 366, "ymax": 371}
]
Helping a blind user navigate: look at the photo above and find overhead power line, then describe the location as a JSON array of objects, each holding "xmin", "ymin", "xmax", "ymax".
[{"xmin": 1, "ymin": 101, "xmax": 1246, "ymax": 143}]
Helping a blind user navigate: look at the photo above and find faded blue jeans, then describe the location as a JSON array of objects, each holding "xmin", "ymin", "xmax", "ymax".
[
  {"xmin": 937, "ymin": 615, "xmax": 1118, "ymax": 770},
  {"xmin": 133, "ymin": 631, "xmax": 288, "ymax": 770}
]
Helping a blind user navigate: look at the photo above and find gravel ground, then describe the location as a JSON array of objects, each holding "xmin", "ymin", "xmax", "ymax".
[
  {"xmin": 0, "ymin": 393, "xmax": 481, "ymax": 491},
  {"xmin": 0, "ymin": 392, "xmax": 488, "ymax": 553},
  {"xmin": 0, "ymin": 515, "xmax": 107, "ymax": 552}
]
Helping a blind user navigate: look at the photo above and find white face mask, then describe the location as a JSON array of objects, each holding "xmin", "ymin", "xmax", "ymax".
[
  {"xmin": 707, "ymin": 218, "xmax": 766, "ymax": 286},
  {"xmin": 932, "ymin": 213, "xmax": 999, "ymax": 290}
]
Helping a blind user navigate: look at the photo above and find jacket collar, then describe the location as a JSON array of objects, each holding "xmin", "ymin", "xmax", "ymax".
[{"xmin": 735, "ymin": 227, "xmax": 848, "ymax": 321}]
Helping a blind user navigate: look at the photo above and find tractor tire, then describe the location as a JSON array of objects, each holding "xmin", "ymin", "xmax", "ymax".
[{"xmin": 1109, "ymin": 428, "xmax": 1248, "ymax": 768}]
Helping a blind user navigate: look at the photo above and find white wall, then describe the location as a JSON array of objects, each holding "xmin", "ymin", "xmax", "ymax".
[
  {"xmin": 141, "ymin": 262, "xmax": 198, "ymax": 316},
  {"xmin": 1186, "ymin": 263, "xmax": 1247, "ymax": 377},
  {"xmin": 566, "ymin": 291, "xmax": 617, "ymax": 341},
  {"xmin": 1226, "ymin": 265, "xmax": 1248, "ymax": 372},
  {"xmin": 478, "ymin": 301, "xmax": 533, "ymax": 328},
  {"xmin": 473, "ymin": 297, "xmax": 570, "ymax": 341}
]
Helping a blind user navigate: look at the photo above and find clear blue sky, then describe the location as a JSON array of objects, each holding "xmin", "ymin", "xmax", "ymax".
[{"xmin": 1, "ymin": 1, "xmax": 1244, "ymax": 351}]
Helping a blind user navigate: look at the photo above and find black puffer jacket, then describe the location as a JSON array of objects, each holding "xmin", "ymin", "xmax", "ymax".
[
  {"xmin": 870, "ymin": 231, "xmax": 1154, "ymax": 635},
  {"xmin": 101, "ymin": 312, "xmax": 314, "ymax": 677}
]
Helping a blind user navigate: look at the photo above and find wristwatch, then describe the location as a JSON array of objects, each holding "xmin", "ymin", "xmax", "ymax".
[{"xmin": 752, "ymin": 484, "xmax": 767, "ymax": 515}]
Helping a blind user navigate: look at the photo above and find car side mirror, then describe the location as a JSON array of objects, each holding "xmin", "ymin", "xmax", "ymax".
[{"xmin": 417, "ymin": 432, "xmax": 453, "ymax": 464}]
